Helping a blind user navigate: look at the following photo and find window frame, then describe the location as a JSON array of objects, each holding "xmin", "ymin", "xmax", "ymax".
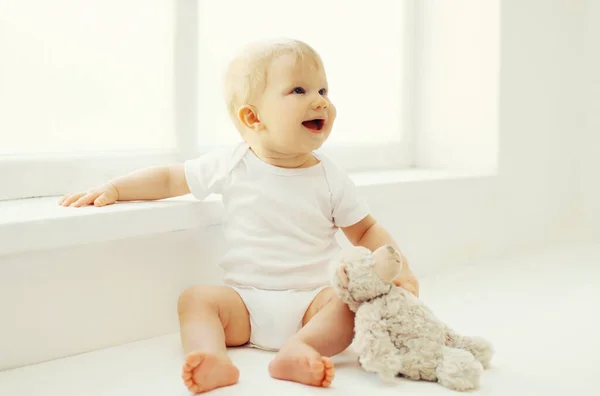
[{"xmin": 0, "ymin": 1, "xmax": 417, "ymax": 202}]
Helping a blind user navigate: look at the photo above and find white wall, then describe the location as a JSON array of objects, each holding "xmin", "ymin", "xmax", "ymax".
[
  {"xmin": 0, "ymin": 0, "xmax": 594, "ymax": 371},
  {"xmin": 415, "ymin": 0, "xmax": 499, "ymax": 173},
  {"xmin": 411, "ymin": 0, "xmax": 586, "ymax": 251},
  {"xmin": 0, "ymin": 228, "xmax": 227, "ymax": 370},
  {"xmin": 579, "ymin": 0, "xmax": 600, "ymax": 236},
  {"xmin": 494, "ymin": 0, "xmax": 585, "ymax": 244}
]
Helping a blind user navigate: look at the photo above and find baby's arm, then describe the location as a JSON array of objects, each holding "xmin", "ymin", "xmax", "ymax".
[
  {"xmin": 59, "ymin": 163, "xmax": 189, "ymax": 207},
  {"xmin": 342, "ymin": 215, "xmax": 420, "ymax": 296}
]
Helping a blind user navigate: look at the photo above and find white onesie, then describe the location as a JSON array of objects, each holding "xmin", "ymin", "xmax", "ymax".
[{"xmin": 184, "ymin": 143, "xmax": 369, "ymax": 350}]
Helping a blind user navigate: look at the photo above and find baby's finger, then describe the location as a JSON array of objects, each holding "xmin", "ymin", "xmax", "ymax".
[
  {"xmin": 94, "ymin": 193, "xmax": 113, "ymax": 207},
  {"xmin": 401, "ymin": 283, "xmax": 418, "ymax": 297},
  {"xmin": 58, "ymin": 194, "xmax": 72, "ymax": 206},
  {"xmin": 407, "ymin": 284, "xmax": 419, "ymax": 297},
  {"xmin": 60, "ymin": 193, "xmax": 83, "ymax": 207},
  {"xmin": 71, "ymin": 192, "xmax": 98, "ymax": 207}
]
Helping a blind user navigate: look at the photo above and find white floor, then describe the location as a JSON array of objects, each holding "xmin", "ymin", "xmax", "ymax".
[{"xmin": 1, "ymin": 244, "xmax": 599, "ymax": 396}]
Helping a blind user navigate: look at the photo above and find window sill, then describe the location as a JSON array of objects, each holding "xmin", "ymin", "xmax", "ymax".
[{"xmin": 0, "ymin": 169, "xmax": 495, "ymax": 257}]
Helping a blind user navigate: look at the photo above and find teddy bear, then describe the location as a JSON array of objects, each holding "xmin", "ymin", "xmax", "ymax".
[{"xmin": 331, "ymin": 245, "xmax": 494, "ymax": 391}]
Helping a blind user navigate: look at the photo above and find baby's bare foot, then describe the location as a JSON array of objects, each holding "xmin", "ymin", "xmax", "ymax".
[
  {"xmin": 181, "ymin": 351, "xmax": 239, "ymax": 394},
  {"xmin": 268, "ymin": 341, "xmax": 335, "ymax": 387}
]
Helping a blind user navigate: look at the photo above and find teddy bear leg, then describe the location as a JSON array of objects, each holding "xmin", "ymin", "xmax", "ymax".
[
  {"xmin": 395, "ymin": 351, "xmax": 436, "ymax": 382},
  {"xmin": 436, "ymin": 346, "xmax": 483, "ymax": 391},
  {"xmin": 444, "ymin": 326, "xmax": 494, "ymax": 369}
]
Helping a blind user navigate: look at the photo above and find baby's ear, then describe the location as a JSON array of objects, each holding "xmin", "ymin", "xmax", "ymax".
[
  {"xmin": 373, "ymin": 245, "xmax": 403, "ymax": 282},
  {"xmin": 237, "ymin": 105, "xmax": 264, "ymax": 131},
  {"xmin": 337, "ymin": 264, "xmax": 350, "ymax": 287}
]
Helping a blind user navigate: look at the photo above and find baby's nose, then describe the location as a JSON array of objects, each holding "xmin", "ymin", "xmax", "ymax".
[{"xmin": 312, "ymin": 96, "xmax": 328, "ymax": 110}]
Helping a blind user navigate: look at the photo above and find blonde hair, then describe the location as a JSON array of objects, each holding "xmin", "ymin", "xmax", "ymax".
[{"xmin": 223, "ymin": 38, "xmax": 323, "ymax": 131}]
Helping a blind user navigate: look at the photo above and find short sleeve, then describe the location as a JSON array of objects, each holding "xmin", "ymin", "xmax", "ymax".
[
  {"xmin": 322, "ymin": 158, "xmax": 370, "ymax": 228},
  {"xmin": 184, "ymin": 143, "xmax": 247, "ymax": 200}
]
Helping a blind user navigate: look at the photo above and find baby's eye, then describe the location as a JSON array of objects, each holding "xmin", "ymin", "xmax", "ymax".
[
  {"xmin": 292, "ymin": 87, "xmax": 305, "ymax": 94},
  {"xmin": 319, "ymin": 88, "xmax": 328, "ymax": 96}
]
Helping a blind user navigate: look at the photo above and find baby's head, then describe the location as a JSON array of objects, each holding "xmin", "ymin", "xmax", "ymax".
[{"xmin": 223, "ymin": 38, "xmax": 336, "ymax": 158}]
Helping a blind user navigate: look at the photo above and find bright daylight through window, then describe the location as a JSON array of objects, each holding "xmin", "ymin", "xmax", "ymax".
[
  {"xmin": 197, "ymin": 0, "xmax": 409, "ymax": 152},
  {"xmin": 0, "ymin": 0, "xmax": 175, "ymax": 155}
]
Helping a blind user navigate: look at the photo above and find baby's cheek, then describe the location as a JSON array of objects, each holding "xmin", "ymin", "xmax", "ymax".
[{"xmin": 329, "ymin": 103, "xmax": 337, "ymax": 121}]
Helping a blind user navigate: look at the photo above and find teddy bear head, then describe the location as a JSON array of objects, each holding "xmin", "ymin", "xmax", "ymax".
[{"xmin": 331, "ymin": 245, "xmax": 403, "ymax": 311}]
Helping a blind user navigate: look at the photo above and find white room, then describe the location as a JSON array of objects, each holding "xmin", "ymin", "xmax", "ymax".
[{"xmin": 0, "ymin": 0, "xmax": 598, "ymax": 395}]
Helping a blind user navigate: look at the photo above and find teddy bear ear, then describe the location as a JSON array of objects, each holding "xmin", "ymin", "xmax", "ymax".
[
  {"xmin": 337, "ymin": 264, "xmax": 350, "ymax": 287},
  {"xmin": 373, "ymin": 245, "xmax": 403, "ymax": 282}
]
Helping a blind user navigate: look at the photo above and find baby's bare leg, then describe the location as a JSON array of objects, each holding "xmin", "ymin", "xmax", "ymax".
[
  {"xmin": 178, "ymin": 286, "xmax": 250, "ymax": 394},
  {"xmin": 268, "ymin": 288, "xmax": 355, "ymax": 387}
]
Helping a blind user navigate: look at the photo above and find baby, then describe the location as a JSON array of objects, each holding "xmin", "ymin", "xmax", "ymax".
[{"xmin": 59, "ymin": 38, "xmax": 419, "ymax": 393}]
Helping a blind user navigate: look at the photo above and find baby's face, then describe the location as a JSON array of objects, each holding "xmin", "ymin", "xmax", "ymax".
[{"xmin": 254, "ymin": 53, "xmax": 336, "ymax": 155}]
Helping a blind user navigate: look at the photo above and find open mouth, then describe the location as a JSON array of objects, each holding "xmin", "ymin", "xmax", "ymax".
[{"xmin": 302, "ymin": 119, "xmax": 325, "ymax": 133}]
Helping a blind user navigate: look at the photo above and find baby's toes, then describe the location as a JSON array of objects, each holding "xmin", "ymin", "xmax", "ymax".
[
  {"xmin": 320, "ymin": 357, "xmax": 335, "ymax": 387},
  {"xmin": 306, "ymin": 356, "xmax": 335, "ymax": 387}
]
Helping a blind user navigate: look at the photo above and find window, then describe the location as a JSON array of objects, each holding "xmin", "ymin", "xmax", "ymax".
[
  {"xmin": 197, "ymin": 0, "xmax": 412, "ymax": 151},
  {"xmin": 0, "ymin": 0, "xmax": 174, "ymax": 155},
  {"xmin": 0, "ymin": 0, "xmax": 415, "ymax": 201}
]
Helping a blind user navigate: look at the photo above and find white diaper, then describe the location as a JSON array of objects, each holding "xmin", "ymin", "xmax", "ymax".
[{"xmin": 229, "ymin": 285, "xmax": 328, "ymax": 351}]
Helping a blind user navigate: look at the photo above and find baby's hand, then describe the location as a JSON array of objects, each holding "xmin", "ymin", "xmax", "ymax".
[
  {"xmin": 58, "ymin": 183, "xmax": 119, "ymax": 208},
  {"xmin": 392, "ymin": 267, "xmax": 420, "ymax": 297}
]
